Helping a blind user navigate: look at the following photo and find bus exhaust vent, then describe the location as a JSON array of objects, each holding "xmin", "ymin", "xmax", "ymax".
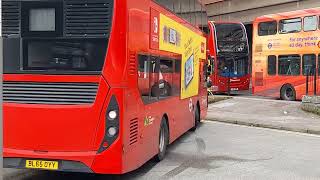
[
  {"xmin": 128, "ymin": 52, "xmax": 136, "ymax": 76},
  {"xmin": 3, "ymin": 82, "xmax": 99, "ymax": 105},
  {"xmin": 64, "ymin": 0, "xmax": 114, "ymax": 37},
  {"xmin": 129, "ymin": 118, "xmax": 139, "ymax": 145},
  {"xmin": 2, "ymin": 1, "xmax": 20, "ymax": 37}
]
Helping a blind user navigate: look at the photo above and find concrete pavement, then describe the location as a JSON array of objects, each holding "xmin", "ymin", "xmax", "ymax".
[
  {"xmin": 302, "ymin": 96, "xmax": 320, "ymax": 116},
  {"xmin": 3, "ymin": 121, "xmax": 320, "ymax": 180},
  {"xmin": 207, "ymin": 96, "xmax": 320, "ymax": 135}
]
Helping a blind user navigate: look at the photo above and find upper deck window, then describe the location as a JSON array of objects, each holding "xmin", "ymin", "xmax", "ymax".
[
  {"xmin": 215, "ymin": 23, "xmax": 248, "ymax": 53},
  {"xmin": 216, "ymin": 24, "xmax": 245, "ymax": 41},
  {"xmin": 279, "ymin": 18, "xmax": 302, "ymax": 34},
  {"xmin": 258, "ymin": 21, "xmax": 277, "ymax": 36},
  {"xmin": 303, "ymin": 16, "xmax": 318, "ymax": 31}
]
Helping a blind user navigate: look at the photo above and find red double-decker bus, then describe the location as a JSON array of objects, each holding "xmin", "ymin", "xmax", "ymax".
[
  {"xmin": 207, "ymin": 21, "xmax": 250, "ymax": 93},
  {"xmin": 2, "ymin": 0, "xmax": 209, "ymax": 174}
]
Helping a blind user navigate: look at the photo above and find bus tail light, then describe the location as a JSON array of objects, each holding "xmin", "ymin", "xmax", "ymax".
[{"xmin": 98, "ymin": 96, "xmax": 120, "ymax": 153}]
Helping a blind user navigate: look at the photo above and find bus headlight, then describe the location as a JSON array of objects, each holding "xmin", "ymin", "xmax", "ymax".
[
  {"xmin": 108, "ymin": 110, "xmax": 117, "ymax": 120},
  {"xmin": 108, "ymin": 127, "xmax": 117, "ymax": 137}
]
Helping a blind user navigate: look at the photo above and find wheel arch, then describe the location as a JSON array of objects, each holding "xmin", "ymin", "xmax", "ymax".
[{"xmin": 196, "ymin": 100, "xmax": 201, "ymax": 116}]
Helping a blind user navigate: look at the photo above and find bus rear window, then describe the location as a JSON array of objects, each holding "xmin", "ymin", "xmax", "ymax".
[
  {"xmin": 279, "ymin": 18, "xmax": 302, "ymax": 34},
  {"xmin": 24, "ymin": 39, "xmax": 107, "ymax": 72},
  {"xmin": 258, "ymin": 21, "xmax": 277, "ymax": 36},
  {"xmin": 278, "ymin": 55, "xmax": 301, "ymax": 76}
]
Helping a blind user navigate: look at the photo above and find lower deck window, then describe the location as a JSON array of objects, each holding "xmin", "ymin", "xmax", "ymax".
[
  {"xmin": 303, "ymin": 54, "xmax": 316, "ymax": 76},
  {"xmin": 138, "ymin": 54, "xmax": 181, "ymax": 104},
  {"xmin": 278, "ymin": 55, "xmax": 301, "ymax": 76},
  {"xmin": 267, "ymin": 55, "xmax": 276, "ymax": 75}
]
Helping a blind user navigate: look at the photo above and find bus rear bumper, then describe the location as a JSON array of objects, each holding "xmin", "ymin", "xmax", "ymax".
[
  {"xmin": 3, "ymin": 147, "xmax": 123, "ymax": 174},
  {"xmin": 3, "ymin": 148, "xmax": 96, "ymax": 173},
  {"xmin": 4, "ymin": 157, "xmax": 93, "ymax": 173}
]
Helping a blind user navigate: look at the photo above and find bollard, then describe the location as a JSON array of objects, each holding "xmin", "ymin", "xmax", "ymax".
[
  {"xmin": 314, "ymin": 67, "xmax": 317, "ymax": 96},
  {"xmin": 306, "ymin": 71, "xmax": 309, "ymax": 96}
]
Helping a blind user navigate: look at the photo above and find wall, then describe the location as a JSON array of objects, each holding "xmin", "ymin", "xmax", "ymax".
[
  {"xmin": 206, "ymin": 0, "xmax": 320, "ymax": 23},
  {"xmin": 154, "ymin": 0, "xmax": 208, "ymax": 26},
  {"xmin": 156, "ymin": 0, "xmax": 320, "ymax": 24}
]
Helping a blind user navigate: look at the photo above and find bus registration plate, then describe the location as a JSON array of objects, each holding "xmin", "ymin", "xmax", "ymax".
[{"xmin": 26, "ymin": 160, "xmax": 58, "ymax": 170}]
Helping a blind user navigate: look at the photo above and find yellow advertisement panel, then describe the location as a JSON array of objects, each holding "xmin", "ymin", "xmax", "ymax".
[{"xmin": 159, "ymin": 14, "xmax": 206, "ymax": 99}]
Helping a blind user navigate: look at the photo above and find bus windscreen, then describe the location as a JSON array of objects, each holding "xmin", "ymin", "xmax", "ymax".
[{"xmin": 215, "ymin": 24, "xmax": 248, "ymax": 53}]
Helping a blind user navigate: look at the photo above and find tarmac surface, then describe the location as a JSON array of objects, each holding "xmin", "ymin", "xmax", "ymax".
[{"xmin": 3, "ymin": 121, "xmax": 320, "ymax": 180}]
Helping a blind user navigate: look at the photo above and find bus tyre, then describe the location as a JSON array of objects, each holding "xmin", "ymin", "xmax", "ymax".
[
  {"xmin": 280, "ymin": 84, "xmax": 296, "ymax": 101},
  {"xmin": 190, "ymin": 106, "xmax": 200, "ymax": 131},
  {"xmin": 155, "ymin": 118, "xmax": 169, "ymax": 162}
]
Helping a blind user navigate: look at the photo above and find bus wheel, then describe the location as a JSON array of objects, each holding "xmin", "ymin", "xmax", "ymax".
[
  {"xmin": 190, "ymin": 106, "xmax": 200, "ymax": 131},
  {"xmin": 155, "ymin": 118, "xmax": 169, "ymax": 162},
  {"xmin": 280, "ymin": 84, "xmax": 296, "ymax": 101}
]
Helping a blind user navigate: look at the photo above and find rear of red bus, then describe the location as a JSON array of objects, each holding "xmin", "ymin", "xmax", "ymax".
[
  {"xmin": 3, "ymin": 0, "xmax": 209, "ymax": 175},
  {"xmin": 3, "ymin": 0, "xmax": 129, "ymax": 174},
  {"xmin": 207, "ymin": 22, "xmax": 250, "ymax": 93}
]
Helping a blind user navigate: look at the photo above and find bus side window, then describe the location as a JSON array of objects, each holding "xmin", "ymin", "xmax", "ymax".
[
  {"xmin": 138, "ymin": 54, "xmax": 159, "ymax": 104},
  {"xmin": 302, "ymin": 54, "xmax": 316, "ymax": 76},
  {"xmin": 278, "ymin": 55, "xmax": 301, "ymax": 76},
  {"xmin": 208, "ymin": 55, "xmax": 215, "ymax": 75},
  {"xmin": 267, "ymin": 55, "xmax": 277, "ymax": 75},
  {"xmin": 318, "ymin": 54, "xmax": 320, "ymax": 75},
  {"xmin": 174, "ymin": 60, "xmax": 182, "ymax": 96},
  {"xmin": 279, "ymin": 18, "xmax": 302, "ymax": 34},
  {"xmin": 303, "ymin": 16, "xmax": 317, "ymax": 31},
  {"xmin": 258, "ymin": 21, "xmax": 277, "ymax": 36},
  {"xmin": 157, "ymin": 59, "xmax": 174, "ymax": 98}
]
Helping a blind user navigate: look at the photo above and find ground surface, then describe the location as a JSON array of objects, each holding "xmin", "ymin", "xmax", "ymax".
[
  {"xmin": 3, "ymin": 121, "xmax": 320, "ymax": 180},
  {"xmin": 207, "ymin": 96, "xmax": 320, "ymax": 134}
]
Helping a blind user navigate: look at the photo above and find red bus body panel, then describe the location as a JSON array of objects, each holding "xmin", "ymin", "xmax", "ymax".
[{"xmin": 3, "ymin": 0, "xmax": 208, "ymax": 174}]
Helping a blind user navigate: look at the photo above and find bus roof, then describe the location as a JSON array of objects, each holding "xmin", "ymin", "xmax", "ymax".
[{"xmin": 254, "ymin": 7, "xmax": 320, "ymax": 22}]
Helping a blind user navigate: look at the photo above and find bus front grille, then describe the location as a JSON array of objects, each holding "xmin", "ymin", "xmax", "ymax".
[{"xmin": 3, "ymin": 82, "xmax": 99, "ymax": 105}]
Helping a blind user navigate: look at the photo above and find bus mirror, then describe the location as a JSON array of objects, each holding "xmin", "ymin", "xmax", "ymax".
[
  {"xmin": 207, "ymin": 65, "xmax": 213, "ymax": 76},
  {"xmin": 206, "ymin": 79, "xmax": 213, "ymax": 88}
]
